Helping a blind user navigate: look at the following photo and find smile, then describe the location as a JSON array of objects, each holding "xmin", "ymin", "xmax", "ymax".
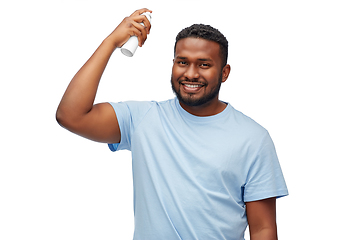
[
  {"xmin": 180, "ymin": 82, "xmax": 205, "ymax": 93},
  {"xmin": 184, "ymin": 84, "xmax": 203, "ymax": 88}
]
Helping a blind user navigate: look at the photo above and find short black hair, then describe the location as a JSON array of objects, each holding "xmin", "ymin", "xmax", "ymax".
[{"xmin": 174, "ymin": 24, "xmax": 228, "ymax": 68}]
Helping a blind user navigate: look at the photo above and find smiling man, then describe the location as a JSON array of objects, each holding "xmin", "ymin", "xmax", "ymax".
[
  {"xmin": 56, "ymin": 8, "xmax": 288, "ymax": 240},
  {"xmin": 171, "ymin": 35, "xmax": 230, "ymax": 116}
]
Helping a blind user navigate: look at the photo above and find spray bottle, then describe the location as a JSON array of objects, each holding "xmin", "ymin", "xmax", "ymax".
[{"xmin": 121, "ymin": 12, "xmax": 152, "ymax": 57}]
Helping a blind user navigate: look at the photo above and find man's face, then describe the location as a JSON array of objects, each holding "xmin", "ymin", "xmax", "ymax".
[{"xmin": 171, "ymin": 37, "xmax": 226, "ymax": 107}]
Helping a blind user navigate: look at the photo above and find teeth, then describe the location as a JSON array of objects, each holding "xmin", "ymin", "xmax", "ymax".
[{"xmin": 184, "ymin": 84, "xmax": 202, "ymax": 88}]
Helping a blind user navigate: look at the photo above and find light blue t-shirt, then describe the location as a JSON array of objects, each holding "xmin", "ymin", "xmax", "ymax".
[{"xmin": 108, "ymin": 98, "xmax": 288, "ymax": 240}]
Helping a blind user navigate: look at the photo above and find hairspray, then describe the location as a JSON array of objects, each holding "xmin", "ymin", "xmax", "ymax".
[{"xmin": 121, "ymin": 12, "xmax": 152, "ymax": 57}]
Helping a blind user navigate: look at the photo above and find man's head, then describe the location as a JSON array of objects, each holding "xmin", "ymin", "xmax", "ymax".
[
  {"xmin": 171, "ymin": 24, "xmax": 230, "ymax": 110},
  {"xmin": 174, "ymin": 24, "xmax": 228, "ymax": 68}
]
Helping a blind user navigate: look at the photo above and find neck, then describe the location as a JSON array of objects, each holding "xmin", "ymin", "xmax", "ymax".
[{"xmin": 179, "ymin": 98, "xmax": 227, "ymax": 117}]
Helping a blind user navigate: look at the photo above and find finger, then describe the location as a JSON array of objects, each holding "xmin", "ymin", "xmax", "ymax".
[
  {"xmin": 130, "ymin": 8, "xmax": 152, "ymax": 17},
  {"xmin": 132, "ymin": 14, "xmax": 151, "ymax": 34},
  {"xmin": 132, "ymin": 21, "xmax": 148, "ymax": 46},
  {"xmin": 141, "ymin": 14, "xmax": 151, "ymax": 34},
  {"xmin": 128, "ymin": 27, "xmax": 144, "ymax": 47},
  {"xmin": 126, "ymin": 20, "xmax": 146, "ymax": 47}
]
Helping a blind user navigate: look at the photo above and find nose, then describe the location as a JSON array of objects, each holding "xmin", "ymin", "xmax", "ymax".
[{"xmin": 183, "ymin": 64, "xmax": 200, "ymax": 80}]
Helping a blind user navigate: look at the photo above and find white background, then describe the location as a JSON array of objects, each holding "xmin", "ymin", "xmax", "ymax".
[{"xmin": 1, "ymin": 0, "xmax": 359, "ymax": 239}]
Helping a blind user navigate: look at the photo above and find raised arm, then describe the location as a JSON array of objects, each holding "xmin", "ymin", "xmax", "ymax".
[{"xmin": 56, "ymin": 8, "xmax": 152, "ymax": 143}]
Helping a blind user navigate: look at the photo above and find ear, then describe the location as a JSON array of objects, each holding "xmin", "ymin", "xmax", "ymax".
[{"xmin": 221, "ymin": 64, "xmax": 231, "ymax": 83}]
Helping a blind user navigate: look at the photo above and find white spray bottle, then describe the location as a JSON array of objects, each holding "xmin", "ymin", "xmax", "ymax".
[{"xmin": 121, "ymin": 12, "xmax": 152, "ymax": 57}]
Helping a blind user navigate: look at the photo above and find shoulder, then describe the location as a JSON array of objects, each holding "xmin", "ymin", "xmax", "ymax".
[
  {"xmin": 109, "ymin": 100, "xmax": 155, "ymax": 117},
  {"xmin": 110, "ymin": 100, "xmax": 155, "ymax": 110},
  {"xmin": 227, "ymin": 104, "xmax": 268, "ymax": 138},
  {"xmin": 112, "ymin": 98, "xmax": 175, "ymax": 108},
  {"xmin": 109, "ymin": 98, "xmax": 178, "ymax": 119}
]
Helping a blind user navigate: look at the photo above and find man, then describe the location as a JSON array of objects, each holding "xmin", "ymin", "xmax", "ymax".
[{"xmin": 56, "ymin": 8, "xmax": 288, "ymax": 240}]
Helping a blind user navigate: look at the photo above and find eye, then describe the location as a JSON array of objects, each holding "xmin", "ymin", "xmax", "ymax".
[
  {"xmin": 200, "ymin": 63, "xmax": 211, "ymax": 68},
  {"xmin": 177, "ymin": 61, "xmax": 188, "ymax": 66}
]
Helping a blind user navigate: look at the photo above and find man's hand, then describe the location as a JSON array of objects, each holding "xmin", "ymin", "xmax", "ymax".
[
  {"xmin": 246, "ymin": 197, "xmax": 278, "ymax": 240},
  {"xmin": 106, "ymin": 8, "xmax": 152, "ymax": 49}
]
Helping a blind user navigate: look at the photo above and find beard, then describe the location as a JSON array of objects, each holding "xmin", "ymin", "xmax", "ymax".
[{"xmin": 171, "ymin": 74, "xmax": 223, "ymax": 107}]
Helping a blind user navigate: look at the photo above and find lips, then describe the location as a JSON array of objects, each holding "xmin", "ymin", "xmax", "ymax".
[{"xmin": 180, "ymin": 81, "xmax": 205, "ymax": 93}]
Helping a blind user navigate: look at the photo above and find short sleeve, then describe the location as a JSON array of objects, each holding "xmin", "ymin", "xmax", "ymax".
[
  {"xmin": 107, "ymin": 101, "xmax": 154, "ymax": 152},
  {"xmin": 244, "ymin": 131, "xmax": 288, "ymax": 202}
]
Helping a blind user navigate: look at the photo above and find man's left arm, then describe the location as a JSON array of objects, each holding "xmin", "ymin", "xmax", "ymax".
[{"xmin": 246, "ymin": 197, "xmax": 278, "ymax": 240}]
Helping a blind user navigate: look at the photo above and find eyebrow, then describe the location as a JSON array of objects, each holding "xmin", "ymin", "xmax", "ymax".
[
  {"xmin": 176, "ymin": 56, "xmax": 213, "ymax": 62},
  {"xmin": 198, "ymin": 58, "xmax": 213, "ymax": 62}
]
